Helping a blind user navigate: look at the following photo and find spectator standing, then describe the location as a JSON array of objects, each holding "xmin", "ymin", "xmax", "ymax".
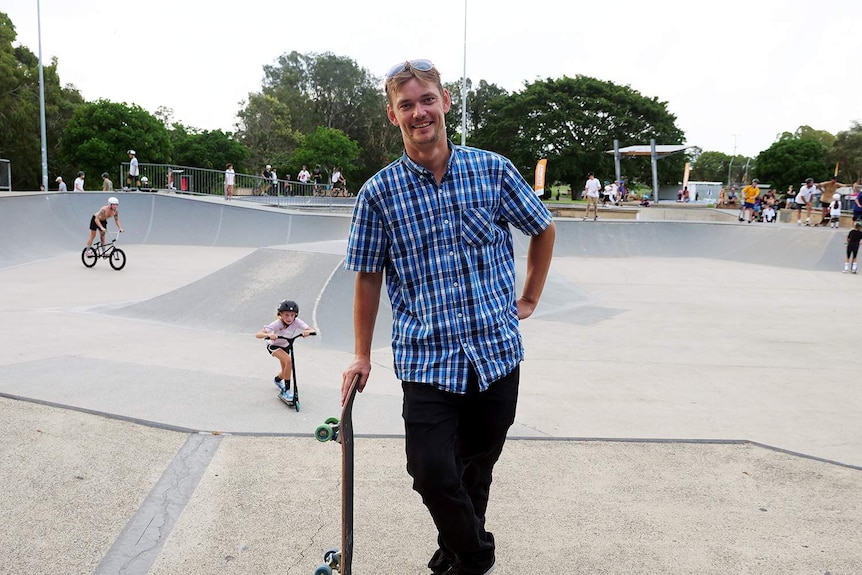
[
  {"xmin": 312, "ymin": 164, "xmax": 323, "ymax": 194},
  {"xmin": 102, "ymin": 172, "xmax": 114, "ymax": 191},
  {"xmin": 224, "ymin": 163, "xmax": 235, "ymax": 201},
  {"xmin": 583, "ymin": 172, "xmax": 601, "ymax": 221},
  {"xmin": 55, "ymin": 176, "xmax": 67, "ymax": 193},
  {"xmin": 784, "ymin": 184, "xmax": 795, "ymax": 209},
  {"xmin": 343, "ymin": 59, "xmax": 555, "ymax": 575},
  {"xmin": 741, "ymin": 178, "xmax": 760, "ymax": 223},
  {"xmin": 261, "ymin": 165, "xmax": 273, "ymax": 195},
  {"xmin": 794, "ymin": 178, "xmax": 817, "ymax": 225},
  {"xmin": 298, "ymin": 165, "xmax": 310, "ymax": 194},
  {"xmin": 126, "ymin": 150, "xmax": 140, "ymax": 190},
  {"xmin": 844, "ymin": 221, "xmax": 862, "ymax": 274},
  {"xmin": 74, "ymin": 171, "xmax": 86, "ymax": 192}
]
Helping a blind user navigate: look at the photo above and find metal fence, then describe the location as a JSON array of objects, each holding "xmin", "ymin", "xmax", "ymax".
[
  {"xmin": 0, "ymin": 159, "xmax": 10, "ymax": 191},
  {"xmin": 118, "ymin": 162, "xmax": 355, "ymax": 211}
]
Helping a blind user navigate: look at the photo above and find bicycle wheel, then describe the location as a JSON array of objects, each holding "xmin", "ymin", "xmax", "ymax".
[
  {"xmin": 109, "ymin": 248, "xmax": 126, "ymax": 271},
  {"xmin": 81, "ymin": 247, "xmax": 98, "ymax": 268}
]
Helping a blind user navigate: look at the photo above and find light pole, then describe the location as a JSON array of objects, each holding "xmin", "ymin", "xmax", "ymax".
[
  {"xmin": 460, "ymin": 0, "xmax": 467, "ymax": 146},
  {"xmin": 37, "ymin": 0, "xmax": 48, "ymax": 191}
]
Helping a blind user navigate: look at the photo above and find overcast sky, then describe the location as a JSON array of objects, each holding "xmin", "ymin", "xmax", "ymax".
[{"xmin": 5, "ymin": 0, "xmax": 860, "ymax": 159}]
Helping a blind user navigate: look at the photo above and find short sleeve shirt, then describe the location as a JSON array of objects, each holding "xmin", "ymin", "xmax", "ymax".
[
  {"xmin": 345, "ymin": 143, "xmax": 553, "ymax": 393},
  {"xmin": 264, "ymin": 317, "xmax": 309, "ymax": 347}
]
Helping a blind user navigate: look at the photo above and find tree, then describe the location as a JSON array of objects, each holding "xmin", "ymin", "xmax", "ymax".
[
  {"xmin": 0, "ymin": 12, "xmax": 83, "ymax": 190},
  {"xmin": 831, "ymin": 122, "xmax": 862, "ymax": 184},
  {"xmin": 58, "ymin": 100, "xmax": 171, "ymax": 188},
  {"xmin": 690, "ymin": 150, "xmax": 732, "ymax": 182},
  {"xmin": 256, "ymin": 51, "xmax": 394, "ymax": 185},
  {"xmin": 446, "ymin": 79, "xmax": 510, "ymax": 144},
  {"xmin": 470, "ymin": 75, "xmax": 686, "ymax": 190},
  {"xmin": 777, "ymin": 125, "xmax": 836, "ymax": 149},
  {"xmin": 290, "ymin": 126, "xmax": 360, "ymax": 186},
  {"xmin": 171, "ymin": 127, "xmax": 249, "ymax": 172},
  {"xmin": 235, "ymin": 92, "xmax": 303, "ymax": 172},
  {"xmin": 754, "ymin": 138, "xmax": 830, "ymax": 191}
]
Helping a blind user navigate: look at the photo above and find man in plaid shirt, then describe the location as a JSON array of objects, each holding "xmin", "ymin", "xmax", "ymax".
[{"xmin": 342, "ymin": 59, "xmax": 555, "ymax": 575}]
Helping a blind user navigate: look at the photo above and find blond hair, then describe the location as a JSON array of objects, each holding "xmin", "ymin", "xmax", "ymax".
[{"xmin": 385, "ymin": 62, "xmax": 445, "ymax": 106}]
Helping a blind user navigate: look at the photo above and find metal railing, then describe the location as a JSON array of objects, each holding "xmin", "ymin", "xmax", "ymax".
[{"xmin": 118, "ymin": 162, "xmax": 355, "ymax": 211}]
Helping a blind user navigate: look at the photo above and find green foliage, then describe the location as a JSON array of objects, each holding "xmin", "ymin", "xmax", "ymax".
[
  {"xmin": 470, "ymin": 75, "xmax": 686, "ymax": 189},
  {"xmin": 831, "ymin": 122, "xmax": 862, "ymax": 183},
  {"xmin": 691, "ymin": 150, "xmax": 755, "ymax": 184},
  {"xmin": 290, "ymin": 126, "xmax": 360, "ymax": 184},
  {"xmin": 58, "ymin": 100, "xmax": 171, "ymax": 187},
  {"xmin": 235, "ymin": 93, "xmax": 303, "ymax": 172},
  {"xmin": 171, "ymin": 128, "xmax": 249, "ymax": 172},
  {"xmin": 754, "ymin": 138, "xmax": 830, "ymax": 191},
  {"xmin": 690, "ymin": 150, "xmax": 731, "ymax": 182},
  {"xmin": 446, "ymin": 78, "xmax": 510, "ymax": 144},
  {"xmin": 256, "ymin": 51, "xmax": 396, "ymax": 185},
  {"xmin": 778, "ymin": 125, "xmax": 836, "ymax": 149},
  {"xmin": 0, "ymin": 12, "xmax": 84, "ymax": 189}
]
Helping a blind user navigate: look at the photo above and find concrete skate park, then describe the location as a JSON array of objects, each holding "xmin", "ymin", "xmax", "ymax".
[{"xmin": 1, "ymin": 191, "xmax": 860, "ymax": 575}]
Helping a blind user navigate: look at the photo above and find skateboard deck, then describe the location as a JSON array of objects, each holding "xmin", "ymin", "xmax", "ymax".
[{"xmin": 314, "ymin": 374, "xmax": 360, "ymax": 575}]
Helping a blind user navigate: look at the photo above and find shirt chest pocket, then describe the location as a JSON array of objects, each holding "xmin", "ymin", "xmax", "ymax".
[{"xmin": 460, "ymin": 207, "xmax": 496, "ymax": 247}]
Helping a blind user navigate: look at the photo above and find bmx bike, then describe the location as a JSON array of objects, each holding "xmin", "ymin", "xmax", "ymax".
[{"xmin": 81, "ymin": 231, "xmax": 126, "ymax": 271}]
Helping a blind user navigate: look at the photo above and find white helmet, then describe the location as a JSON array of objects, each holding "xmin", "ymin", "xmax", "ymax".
[
  {"xmin": 140, "ymin": 175, "xmax": 149, "ymax": 183},
  {"xmin": 108, "ymin": 197, "xmax": 119, "ymax": 205},
  {"xmin": 127, "ymin": 149, "xmax": 136, "ymax": 155}
]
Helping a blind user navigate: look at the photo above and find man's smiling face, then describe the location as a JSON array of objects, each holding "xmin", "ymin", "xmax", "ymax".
[{"xmin": 387, "ymin": 77, "xmax": 451, "ymax": 153}]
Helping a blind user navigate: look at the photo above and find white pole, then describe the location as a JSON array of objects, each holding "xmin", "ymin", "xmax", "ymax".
[
  {"xmin": 460, "ymin": 0, "xmax": 467, "ymax": 146},
  {"xmin": 37, "ymin": 0, "xmax": 49, "ymax": 191}
]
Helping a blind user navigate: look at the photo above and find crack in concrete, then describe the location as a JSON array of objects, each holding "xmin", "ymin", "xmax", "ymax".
[{"xmin": 92, "ymin": 433, "xmax": 222, "ymax": 575}]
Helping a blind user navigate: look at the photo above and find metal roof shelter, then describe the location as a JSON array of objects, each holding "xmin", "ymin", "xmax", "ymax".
[
  {"xmin": 606, "ymin": 140, "xmax": 694, "ymax": 201},
  {"xmin": 609, "ymin": 145, "xmax": 691, "ymax": 156}
]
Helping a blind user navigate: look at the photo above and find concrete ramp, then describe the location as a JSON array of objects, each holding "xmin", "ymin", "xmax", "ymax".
[
  {"xmin": 0, "ymin": 192, "xmax": 350, "ymax": 268},
  {"xmin": 98, "ymin": 246, "xmax": 393, "ymax": 352},
  {"xmin": 544, "ymin": 219, "xmax": 845, "ymax": 270}
]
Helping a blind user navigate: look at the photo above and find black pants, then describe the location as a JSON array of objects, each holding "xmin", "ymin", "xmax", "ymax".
[{"xmin": 402, "ymin": 364, "xmax": 519, "ymax": 573}]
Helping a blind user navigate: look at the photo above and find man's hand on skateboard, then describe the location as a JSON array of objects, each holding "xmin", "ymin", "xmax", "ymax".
[{"xmin": 342, "ymin": 357, "xmax": 370, "ymax": 405}]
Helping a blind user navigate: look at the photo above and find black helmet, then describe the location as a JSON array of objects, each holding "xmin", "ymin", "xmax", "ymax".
[
  {"xmin": 77, "ymin": 171, "xmax": 85, "ymax": 177},
  {"xmin": 277, "ymin": 300, "xmax": 299, "ymax": 314}
]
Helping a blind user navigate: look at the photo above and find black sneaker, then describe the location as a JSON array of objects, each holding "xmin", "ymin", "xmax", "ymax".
[{"xmin": 429, "ymin": 548, "xmax": 455, "ymax": 574}]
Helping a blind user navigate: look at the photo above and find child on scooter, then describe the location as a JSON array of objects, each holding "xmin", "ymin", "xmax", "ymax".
[{"xmin": 255, "ymin": 299, "xmax": 316, "ymax": 401}]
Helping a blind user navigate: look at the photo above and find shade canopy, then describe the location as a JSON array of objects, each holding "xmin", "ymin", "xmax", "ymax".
[{"xmin": 605, "ymin": 145, "xmax": 692, "ymax": 157}]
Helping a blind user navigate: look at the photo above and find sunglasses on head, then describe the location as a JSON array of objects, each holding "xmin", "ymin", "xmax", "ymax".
[{"xmin": 385, "ymin": 59, "xmax": 435, "ymax": 80}]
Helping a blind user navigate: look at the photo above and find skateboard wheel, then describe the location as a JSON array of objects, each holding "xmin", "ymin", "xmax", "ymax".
[
  {"xmin": 315, "ymin": 424, "xmax": 334, "ymax": 442},
  {"xmin": 313, "ymin": 565, "xmax": 332, "ymax": 575},
  {"xmin": 324, "ymin": 417, "xmax": 339, "ymax": 425},
  {"xmin": 294, "ymin": 401, "xmax": 301, "ymax": 412},
  {"xmin": 323, "ymin": 547, "xmax": 340, "ymax": 566}
]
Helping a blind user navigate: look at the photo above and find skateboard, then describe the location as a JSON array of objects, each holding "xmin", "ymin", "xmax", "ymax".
[
  {"xmin": 277, "ymin": 332, "xmax": 316, "ymax": 412},
  {"xmin": 313, "ymin": 374, "xmax": 360, "ymax": 575}
]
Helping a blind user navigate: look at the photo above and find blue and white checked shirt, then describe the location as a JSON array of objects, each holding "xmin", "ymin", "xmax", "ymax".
[{"xmin": 345, "ymin": 143, "xmax": 553, "ymax": 393}]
